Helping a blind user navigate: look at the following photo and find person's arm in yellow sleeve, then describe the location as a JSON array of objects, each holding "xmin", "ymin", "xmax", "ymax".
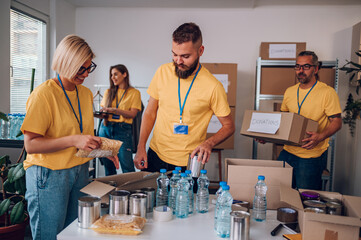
[{"xmin": 191, "ymin": 113, "xmax": 235, "ymax": 164}]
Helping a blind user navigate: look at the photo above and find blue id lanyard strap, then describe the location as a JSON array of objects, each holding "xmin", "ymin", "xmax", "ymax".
[
  {"xmin": 57, "ymin": 74, "xmax": 83, "ymax": 133},
  {"xmin": 297, "ymin": 81, "xmax": 317, "ymax": 115},
  {"xmin": 116, "ymin": 88, "xmax": 127, "ymax": 108},
  {"xmin": 178, "ymin": 64, "xmax": 202, "ymax": 123}
]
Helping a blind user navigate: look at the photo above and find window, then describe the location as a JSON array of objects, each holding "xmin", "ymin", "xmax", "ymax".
[{"xmin": 10, "ymin": 8, "xmax": 47, "ymax": 113}]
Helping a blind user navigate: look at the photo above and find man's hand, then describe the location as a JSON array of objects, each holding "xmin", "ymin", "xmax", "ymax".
[
  {"xmin": 134, "ymin": 148, "xmax": 147, "ymax": 170},
  {"xmin": 191, "ymin": 141, "xmax": 213, "ymax": 164},
  {"xmin": 301, "ymin": 131, "xmax": 322, "ymax": 150},
  {"xmin": 107, "ymin": 155, "xmax": 120, "ymax": 169}
]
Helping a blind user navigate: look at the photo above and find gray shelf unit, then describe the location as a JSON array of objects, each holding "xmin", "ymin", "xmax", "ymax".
[{"xmin": 253, "ymin": 57, "xmax": 339, "ymax": 191}]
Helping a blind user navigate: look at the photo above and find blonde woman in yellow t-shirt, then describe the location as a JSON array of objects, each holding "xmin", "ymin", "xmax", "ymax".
[
  {"xmin": 21, "ymin": 35, "xmax": 119, "ymax": 240},
  {"xmin": 97, "ymin": 64, "xmax": 141, "ymax": 175}
]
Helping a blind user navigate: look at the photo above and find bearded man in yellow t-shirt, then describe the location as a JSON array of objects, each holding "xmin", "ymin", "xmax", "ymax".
[
  {"xmin": 278, "ymin": 51, "xmax": 342, "ymax": 190},
  {"xmin": 134, "ymin": 22, "xmax": 235, "ymax": 172}
]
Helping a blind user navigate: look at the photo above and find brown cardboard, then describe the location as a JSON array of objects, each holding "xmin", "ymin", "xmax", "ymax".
[
  {"xmin": 260, "ymin": 67, "xmax": 296, "ymax": 95},
  {"xmin": 260, "ymin": 42, "xmax": 306, "ymax": 60},
  {"xmin": 81, "ymin": 171, "xmax": 159, "ymax": 203},
  {"xmin": 318, "ymin": 67, "xmax": 336, "ymax": 88},
  {"xmin": 206, "ymin": 106, "xmax": 235, "ymax": 149},
  {"xmin": 240, "ymin": 110, "xmax": 318, "ymax": 146},
  {"xmin": 202, "ymin": 63, "xmax": 237, "ymax": 107},
  {"xmin": 280, "ymin": 185, "xmax": 361, "ymax": 240},
  {"xmin": 225, "ymin": 158, "xmax": 292, "ymax": 210}
]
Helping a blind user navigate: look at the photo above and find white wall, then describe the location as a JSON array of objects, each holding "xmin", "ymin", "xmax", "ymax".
[{"xmin": 75, "ymin": 5, "xmax": 361, "ymax": 193}]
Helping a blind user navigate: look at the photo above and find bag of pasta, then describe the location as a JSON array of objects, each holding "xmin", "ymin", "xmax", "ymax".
[
  {"xmin": 91, "ymin": 214, "xmax": 146, "ymax": 235},
  {"xmin": 75, "ymin": 137, "xmax": 122, "ymax": 158}
]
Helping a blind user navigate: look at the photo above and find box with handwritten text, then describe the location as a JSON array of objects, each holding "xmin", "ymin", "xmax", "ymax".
[{"xmin": 240, "ymin": 110, "xmax": 318, "ymax": 146}]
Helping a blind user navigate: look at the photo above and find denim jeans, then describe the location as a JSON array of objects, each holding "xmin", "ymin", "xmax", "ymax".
[
  {"xmin": 277, "ymin": 149, "xmax": 327, "ymax": 190},
  {"xmin": 98, "ymin": 121, "xmax": 135, "ymax": 175},
  {"xmin": 25, "ymin": 162, "xmax": 89, "ymax": 240}
]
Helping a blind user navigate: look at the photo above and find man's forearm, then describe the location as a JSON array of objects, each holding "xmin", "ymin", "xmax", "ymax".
[{"xmin": 205, "ymin": 121, "xmax": 235, "ymax": 148}]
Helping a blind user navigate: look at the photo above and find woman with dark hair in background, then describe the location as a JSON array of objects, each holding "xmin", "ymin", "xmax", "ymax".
[{"xmin": 98, "ymin": 64, "xmax": 141, "ymax": 175}]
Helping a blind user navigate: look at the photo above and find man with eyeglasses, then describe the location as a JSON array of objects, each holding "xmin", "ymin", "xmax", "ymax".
[{"xmin": 278, "ymin": 51, "xmax": 342, "ymax": 190}]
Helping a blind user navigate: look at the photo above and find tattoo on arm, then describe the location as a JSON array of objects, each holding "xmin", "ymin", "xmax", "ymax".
[{"xmin": 328, "ymin": 114, "xmax": 341, "ymax": 119}]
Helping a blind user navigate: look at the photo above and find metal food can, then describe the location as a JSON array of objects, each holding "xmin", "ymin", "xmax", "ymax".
[
  {"xmin": 326, "ymin": 201, "xmax": 342, "ymax": 215},
  {"xmin": 230, "ymin": 210, "xmax": 250, "ymax": 240},
  {"xmin": 304, "ymin": 207, "xmax": 325, "ymax": 214},
  {"xmin": 109, "ymin": 190, "xmax": 130, "ymax": 215},
  {"xmin": 300, "ymin": 191, "xmax": 320, "ymax": 201},
  {"xmin": 78, "ymin": 196, "xmax": 101, "ymax": 228},
  {"xmin": 303, "ymin": 200, "xmax": 326, "ymax": 211},
  {"xmin": 186, "ymin": 154, "xmax": 205, "ymax": 178},
  {"xmin": 141, "ymin": 187, "xmax": 155, "ymax": 213},
  {"xmin": 129, "ymin": 193, "xmax": 147, "ymax": 218}
]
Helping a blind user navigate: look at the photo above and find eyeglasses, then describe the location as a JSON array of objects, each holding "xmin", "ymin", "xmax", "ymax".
[
  {"xmin": 77, "ymin": 61, "xmax": 97, "ymax": 75},
  {"xmin": 294, "ymin": 64, "xmax": 315, "ymax": 70}
]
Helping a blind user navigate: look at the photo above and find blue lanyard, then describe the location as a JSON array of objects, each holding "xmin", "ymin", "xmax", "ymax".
[
  {"xmin": 57, "ymin": 74, "xmax": 83, "ymax": 133},
  {"xmin": 116, "ymin": 88, "xmax": 127, "ymax": 108},
  {"xmin": 178, "ymin": 64, "xmax": 201, "ymax": 123},
  {"xmin": 297, "ymin": 81, "xmax": 317, "ymax": 115}
]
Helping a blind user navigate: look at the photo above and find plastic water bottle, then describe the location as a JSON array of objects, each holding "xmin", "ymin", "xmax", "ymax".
[
  {"xmin": 185, "ymin": 170, "xmax": 194, "ymax": 214},
  {"xmin": 196, "ymin": 169, "xmax": 210, "ymax": 213},
  {"xmin": 175, "ymin": 166, "xmax": 182, "ymax": 172},
  {"xmin": 8, "ymin": 114, "xmax": 15, "ymax": 139},
  {"xmin": 252, "ymin": 175, "xmax": 267, "ymax": 222},
  {"xmin": 176, "ymin": 173, "xmax": 190, "ymax": 218},
  {"xmin": 156, "ymin": 169, "xmax": 169, "ymax": 207},
  {"xmin": 214, "ymin": 181, "xmax": 227, "ymax": 229},
  {"xmin": 168, "ymin": 170, "xmax": 181, "ymax": 214},
  {"xmin": 18, "ymin": 114, "xmax": 25, "ymax": 140},
  {"xmin": 1, "ymin": 114, "xmax": 9, "ymax": 139},
  {"xmin": 215, "ymin": 185, "xmax": 233, "ymax": 238}
]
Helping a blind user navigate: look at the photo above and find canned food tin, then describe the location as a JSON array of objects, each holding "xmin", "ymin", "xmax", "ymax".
[
  {"xmin": 141, "ymin": 187, "xmax": 155, "ymax": 213},
  {"xmin": 186, "ymin": 154, "xmax": 205, "ymax": 178},
  {"xmin": 109, "ymin": 190, "xmax": 130, "ymax": 215},
  {"xmin": 129, "ymin": 193, "xmax": 147, "ymax": 218},
  {"xmin": 230, "ymin": 211, "xmax": 250, "ymax": 240},
  {"xmin": 303, "ymin": 200, "xmax": 326, "ymax": 211},
  {"xmin": 301, "ymin": 191, "xmax": 320, "ymax": 201},
  {"xmin": 326, "ymin": 201, "xmax": 342, "ymax": 215},
  {"xmin": 304, "ymin": 207, "xmax": 325, "ymax": 214},
  {"xmin": 78, "ymin": 196, "xmax": 101, "ymax": 228}
]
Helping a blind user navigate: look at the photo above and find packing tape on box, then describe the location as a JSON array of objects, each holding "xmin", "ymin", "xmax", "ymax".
[
  {"xmin": 277, "ymin": 207, "xmax": 298, "ymax": 223},
  {"xmin": 153, "ymin": 206, "xmax": 173, "ymax": 222}
]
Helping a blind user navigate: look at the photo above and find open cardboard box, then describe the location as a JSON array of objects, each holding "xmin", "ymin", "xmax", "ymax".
[
  {"xmin": 241, "ymin": 110, "xmax": 318, "ymax": 146},
  {"xmin": 280, "ymin": 185, "xmax": 361, "ymax": 240},
  {"xmin": 81, "ymin": 171, "xmax": 160, "ymax": 203},
  {"xmin": 225, "ymin": 158, "xmax": 292, "ymax": 210}
]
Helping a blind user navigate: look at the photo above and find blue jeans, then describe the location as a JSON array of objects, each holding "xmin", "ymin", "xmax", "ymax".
[
  {"xmin": 277, "ymin": 149, "xmax": 327, "ymax": 190},
  {"xmin": 98, "ymin": 121, "xmax": 135, "ymax": 175},
  {"xmin": 25, "ymin": 162, "xmax": 89, "ymax": 240}
]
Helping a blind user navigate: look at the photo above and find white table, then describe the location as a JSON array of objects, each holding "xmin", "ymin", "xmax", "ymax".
[{"xmin": 58, "ymin": 203, "xmax": 294, "ymax": 240}]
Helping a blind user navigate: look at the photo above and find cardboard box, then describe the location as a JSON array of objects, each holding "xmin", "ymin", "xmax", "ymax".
[
  {"xmin": 202, "ymin": 63, "xmax": 237, "ymax": 107},
  {"xmin": 225, "ymin": 158, "xmax": 292, "ymax": 210},
  {"xmin": 240, "ymin": 110, "xmax": 318, "ymax": 146},
  {"xmin": 260, "ymin": 42, "xmax": 306, "ymax": 60},
  {"xmin": 318, "ymin": 67, "xmax": 336, "ymax": 88},
  {"xmin": 81, "ymin": 171, "xmax": 160, "ymax": 203},
  {"xmin": 206, "ymin": 106, "xmax": 235, "ymax": 149},
  {"xmin": 260, "ymin": 67, "xmax": 296, "ymax": 95},
  {"xmin": 280, "ymin": 185, "xmax": 361, "ymax": 240}
]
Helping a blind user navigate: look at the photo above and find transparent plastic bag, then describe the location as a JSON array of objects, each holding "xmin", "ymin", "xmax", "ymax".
[
  {"xmin": 75, "ymin": 137, "xmax": 122, "ymax": 158},
  {"xmin": 91, "ymin": 214, "xmax": 146, "ymax": 235}
]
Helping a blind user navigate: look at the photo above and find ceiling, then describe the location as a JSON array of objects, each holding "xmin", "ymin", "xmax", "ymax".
[{"xmin": 65, "ymin": 0, "xmax": 361, "ymax": 8}]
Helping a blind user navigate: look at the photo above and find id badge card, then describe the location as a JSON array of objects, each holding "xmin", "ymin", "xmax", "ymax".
[
  {"xmin": 112, "ymin": 114, "xmax": 120, "ymax": 120},
  {"xmin": 173, "ymin": 123, "xmax": 189, "ymax": 135}
]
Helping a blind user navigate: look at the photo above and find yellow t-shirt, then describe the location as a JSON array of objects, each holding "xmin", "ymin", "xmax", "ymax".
[
  {"xmin": 281, "ymin": 81, "xmax": 341, "ymax": 158},
  {"xmin": 21, "ymin": 79, "xmax": 94, "ymax": 170},
  {"xmin": 100, "ymin": 87, "xmax": 141, "ymax": 124},
  {"xmin": 148, "ymin": 63, "xmax": 231, "ymax": 166}
]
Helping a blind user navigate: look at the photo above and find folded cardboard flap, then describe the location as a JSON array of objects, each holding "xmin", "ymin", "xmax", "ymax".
[{"xmin": 279, "ymin": 185, "xmax": 304, "ymax": 211}]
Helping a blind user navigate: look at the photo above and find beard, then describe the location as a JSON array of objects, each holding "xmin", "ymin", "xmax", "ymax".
[
  {"xmin": 174, "ymin": 57, "xmax": 199, "ymax": 79},
  {"xmin": 296, "ymin": 72, "xmax": 313, "ymax": 84}
]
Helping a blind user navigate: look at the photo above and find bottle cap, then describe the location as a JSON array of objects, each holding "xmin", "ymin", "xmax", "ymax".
[
  {"xmin": 222, "ymin": 185, "xmax": 230, "ymax": 190},
  {"xmin": 185, "ymin": 170, "xmax": 191, "ymax": 174},
  {"xmin": 258, "ymin": 175, "xmax": 265, "ymax": 180},
  {"xmin": 181, "ymin": 173, "xmax": 187, "ymax": 177},
  {"xmin": 220, "ymin": 181, "xmax": 227, "ymax": 186},
  {"xmin": 172, "ymin": 170, "xmax": 178, "ymax": 174},
  {"xmin": 200, "ymin": 169, "xmax": 207, "ymax": 174},
  {"xmin": 160, "ymin": 169, "xmax": 166, "ymax": 173},
  {"xmin": 175, "ymin": 167, "xmax": 182, "ymax": 171}
]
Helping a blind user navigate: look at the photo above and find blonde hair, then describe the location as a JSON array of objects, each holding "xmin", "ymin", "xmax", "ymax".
[{"xmin": 51, "ymin": 35, "xmax": 95, "ymax": 79}]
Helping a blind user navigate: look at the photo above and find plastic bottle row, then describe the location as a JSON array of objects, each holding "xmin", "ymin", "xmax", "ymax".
[
  {"xmin": 155, "ymin": 168, "xmax": 210, "ymax": 219},
  {"xmin": 0, "ymin": 113, "xmax": 25, "ymax": 140}
]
